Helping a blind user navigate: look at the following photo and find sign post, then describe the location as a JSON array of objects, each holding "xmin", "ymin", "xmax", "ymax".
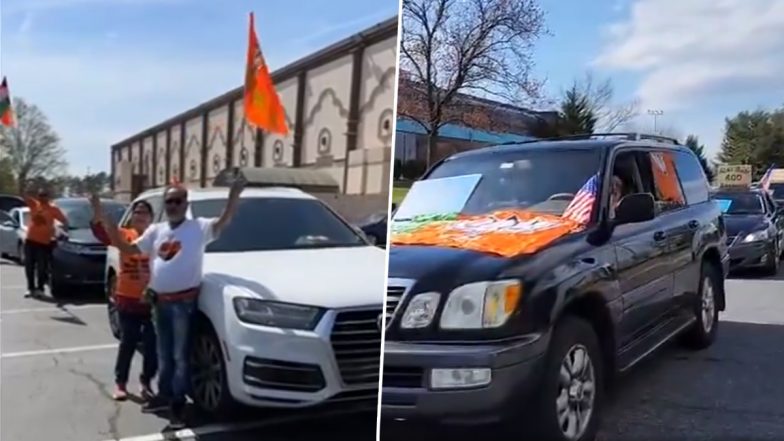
[{"xmin": 716, "ymin": 164, "xmax": 752, "ymax": 188}]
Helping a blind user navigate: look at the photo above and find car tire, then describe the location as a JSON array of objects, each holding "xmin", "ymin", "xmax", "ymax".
[
  {"xmin": 17, "ymin": 242, "xmax": 24, "ymax": 266},
  {"xmin": 682, "ymin": 262, "xmax": 721, "ymax": 350},
  {"xmin": 528, "ymin": 316, "xmax": 604, "ymax": 441},
  {"xmin": 106, "ymin": 274, "xmax": 122, "ymax": 340},
  {"xmin": 763, "ymin": 246, "xmax": 779, "ymax": 276},
  {"xmin": 189, "ymin": 321, "xmax": 236, "ymax": 416}
]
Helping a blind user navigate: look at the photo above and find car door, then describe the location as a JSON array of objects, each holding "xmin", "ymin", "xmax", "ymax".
[
  {"xmin": 762, "ymin": 191, "xmax": 784, "ymax": 251},
  {"xmin": 0, "ymin": 210, "xmax": 15, "ymax": 255},
  {"xmin": 610, "ymin": 149, "xmax": 677, "ymax": 347},
  {"xmin": 666, "ymin": 150, "xmax": 713, "ymax": 309}
]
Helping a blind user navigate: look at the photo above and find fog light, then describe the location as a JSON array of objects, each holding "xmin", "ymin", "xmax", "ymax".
[{"xmin": 430, "ymin": 368, "xmax": 491, "ymax": 389}]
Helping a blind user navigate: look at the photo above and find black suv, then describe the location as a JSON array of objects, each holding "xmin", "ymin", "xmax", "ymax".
[{"xmin": 382, "ymin": 134, "xmax": 730, "ymax": 441}]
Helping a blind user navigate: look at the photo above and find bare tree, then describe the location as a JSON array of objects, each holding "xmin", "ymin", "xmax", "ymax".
[
  {"xmin": 0, "ymin": 97, "xmax": 67, "ymax": 193},
  {"xmin": 571, "ymin": 72, "xmax": 638, "ymax": 132},
  {"xmin": 399, "ymin": 0, "xmax": 546, "ymax": 165}
]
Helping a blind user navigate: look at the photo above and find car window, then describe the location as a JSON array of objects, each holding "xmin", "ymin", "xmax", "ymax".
[
  {"xmin": 762, "ymin": 192, "xmax": 776, "ymax": 214},
  {"xmin": 711, "ymin": 192, "xmax": 764, "ymax": 215},
  {"xmin": 189, "ymin": 197, "xmax": 368, "ymax": 252},
  {"xmin": 641, "ymin": 151, "xmax": 686, "ymax": 214},
  {"xmin": 0, "ymin": 210, "xmax": 12, "ymax": 224},
  {"xmin": 424, "ymin": 149, "xmax": 604, "ymax": 217},
  {"xmin": 57, "ymin": 200, "xmax": 127, "ymax": 229},
  {"xmin": 673, "ymin": 150, "xmax": 709, "ymax": 205}
]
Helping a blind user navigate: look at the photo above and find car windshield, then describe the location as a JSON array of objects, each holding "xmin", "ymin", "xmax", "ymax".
[
  {"xmin": 395, "ymin": 148, "xmax": 604, "ymax": 219},
  {"xmin": 770, "ymin": 183, "xmax": 784, "ymax": 199},
  {"xmin": 189, "ymin": 197, "xmax": 367, "ymax": 252},
  {"xmin": 56, "ymin": 200, "xmax": 127, "ymax": 229},
  {"xmin": 712, "ymin": 192, "xmax": 764, "ymax": 215}
]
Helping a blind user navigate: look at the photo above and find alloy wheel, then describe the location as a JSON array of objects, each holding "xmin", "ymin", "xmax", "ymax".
[
  {"xmin": 701, "ymin": 276, "xmax": 716, "ymax": 333},
  {"xmin": 556, "ymin": 344, "xmax": 596, "ymax": 440},
  {"xmin": 190, "ymin": 334, "xmax": 223, "ymax": 411}
]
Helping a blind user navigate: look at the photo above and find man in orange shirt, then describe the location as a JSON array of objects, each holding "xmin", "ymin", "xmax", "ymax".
[
  {"xmin": 23, "ymin": 188, "xmax": 68, "ymax": 297},
  {"xmin": 90, "ymin": 196, "xmax": 158, "ymax": 401}
]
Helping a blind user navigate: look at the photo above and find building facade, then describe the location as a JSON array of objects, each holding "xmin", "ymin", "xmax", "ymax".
[
  {"xmin": 394, "ymin": 75, "xmax": 557, "ymax": 165},
  {"xmin": 111, "ymin": 17, "xmax": 398, "ymax": 202}
]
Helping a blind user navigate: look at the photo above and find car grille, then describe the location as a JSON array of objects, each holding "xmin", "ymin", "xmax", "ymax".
[
  {"xmin": 385, "ymin": 285, "xmax": 405, "ymax": 321},
  {"xmin": 330, "ymin": 309, "xmax": 381, "ymax": 386},
  {"xmin": 242, "ymin": 357, "xmax": 326, "ymax": 392}
]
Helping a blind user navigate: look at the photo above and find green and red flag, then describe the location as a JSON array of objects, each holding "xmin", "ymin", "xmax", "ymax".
[{"xmin": 0, "ymin": 77, "xmax": 14, "ymax": 127}]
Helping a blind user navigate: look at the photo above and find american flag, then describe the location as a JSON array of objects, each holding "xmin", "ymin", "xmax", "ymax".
[
  {"xmin": 759, "ymin": 164, "xmax": 774, "ymax": 192},
  {"xmin": 563, "ymin": 174, "xmax": 599, "ymax": 224}
]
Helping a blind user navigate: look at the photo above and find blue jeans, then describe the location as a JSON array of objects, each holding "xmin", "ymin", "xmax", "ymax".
[
  {"xmin": 115, "ymin": 311, "xmax": 157, "ymax": 386},
  {"xmin": 154, "ymin": 299, "xmax": 195, "ymax": 405}
]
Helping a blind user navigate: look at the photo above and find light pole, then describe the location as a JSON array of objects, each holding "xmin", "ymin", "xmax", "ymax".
[{"xmin": 647, "ymin": 109, "xmax": 663, "ymax": 133}]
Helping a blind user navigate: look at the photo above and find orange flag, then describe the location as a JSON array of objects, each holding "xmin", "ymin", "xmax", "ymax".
[{"xmin": 244, "ymin": 12, "xmax": 288, "ymax": 136}]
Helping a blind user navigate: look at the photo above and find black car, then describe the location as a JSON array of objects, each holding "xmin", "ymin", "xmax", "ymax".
[
  {"xmin": 0, "ymin": 194, "xmax": 25, "ymax": 212},
  {"xmin": 712, "ymin": 187, "xmax": 784, "ymax": 275},
  {"xmin": 382, "ymin": 134, "xmax": 729, "ymax": 441},
  {"xmin": 359, "ymin": 210, "xmax": 390, "ymax": 247},
  {"xmin": 768, "ymin": 182, "xmax": 784, "ymax": 206},
  {"xmin": 50, "ymin": 198, "xmax": 127, "ymax": 297}
]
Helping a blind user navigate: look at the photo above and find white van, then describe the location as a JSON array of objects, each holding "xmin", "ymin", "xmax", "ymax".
[{"xmin": 105, "ymin": 186, "xmax": 386, "ymax": 414}]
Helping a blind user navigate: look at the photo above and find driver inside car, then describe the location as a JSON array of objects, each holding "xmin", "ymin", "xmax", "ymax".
[{"xmin": 609, "ymin": 175, "xmax": 627, "ymax": 218}]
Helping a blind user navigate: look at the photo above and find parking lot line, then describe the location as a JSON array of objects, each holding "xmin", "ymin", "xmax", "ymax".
[
  {"xmin": 0, "ymin": 304, "xmax": 105, "ymax": 315},
  {"xmin": 102, "ymin": 408, "xmax": 367, "ymax": 441},
  {"xmin": 1, "ymin": 343, "xmax": 118, "ymax": 359}
]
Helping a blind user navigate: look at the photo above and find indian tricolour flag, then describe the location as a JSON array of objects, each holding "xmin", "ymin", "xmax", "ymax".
[{"xmin": 0, "ymin": 77, "xmax": 14, "ymax": 127}]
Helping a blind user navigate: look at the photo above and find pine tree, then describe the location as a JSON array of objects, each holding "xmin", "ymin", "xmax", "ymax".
[
  {"xmin": 558, "ymin": 84, "xmax": 597, "ymax": 136},
  {"xmin": 684, "ymin": 135, "xmax": 715, "ymax": 182}
]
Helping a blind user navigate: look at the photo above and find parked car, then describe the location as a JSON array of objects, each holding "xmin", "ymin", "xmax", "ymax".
[
  {"xmin": 0, "ymin": 207, "xmax": 30, "ymax": 263},
  {"xmin": 50, "ymin": 198, "xmax": 127, "ymax": 297},
  {"xmin": 0, "ymin": 194, "xmax": 25, "ymax": 213},
  {"xmin": 382, "ymin": 134, "xmax": 729, "ymax": 441},
  {"xmin": 711, "ymin": 187, "xmax": 784, "ymax": 275},
  {"xmin": 358, "ymin": 211, "xmax": 388, "ymax": 247},
  {"xmin": 105, "ymin": 186, "xmax": 386, "ymax": 415}
]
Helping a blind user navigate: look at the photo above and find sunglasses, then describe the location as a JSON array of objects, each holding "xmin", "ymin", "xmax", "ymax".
[{"xmin": 165, "ymin": 198, "xmax": 185, "ymax": 206}]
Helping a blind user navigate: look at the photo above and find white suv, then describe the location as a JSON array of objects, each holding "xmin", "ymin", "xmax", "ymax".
[{"xmin": 105, "ymin": 186, "xmax": 386, "ymax": 414}]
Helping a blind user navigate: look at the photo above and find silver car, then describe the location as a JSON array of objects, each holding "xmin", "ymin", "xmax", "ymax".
[{"xmin": 0, "ymin": 207, "xmax": 29, "ymax": 264}]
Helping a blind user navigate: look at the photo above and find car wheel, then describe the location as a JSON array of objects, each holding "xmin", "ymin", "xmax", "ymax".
[
  {"xmin": 529, "ymin": 317, "xmax": 604, "ymax": 441},
  {"xmin": 763, "ymin": 246, "xmax": 779, "ymax": 276},
  {"xmin": 106, "ymin": 275, "xmax": 121, "ymax": 340},
  {"xmin": 17, "ymin": 242, "xmax": 24, "ymax": 266},
  {"xmin": 189, "ymin": 323, "xmax": 236, "ymax": 415},
  {"xmin": 682, "ymin": 262, "xmax": 721, "ymax": 349}
]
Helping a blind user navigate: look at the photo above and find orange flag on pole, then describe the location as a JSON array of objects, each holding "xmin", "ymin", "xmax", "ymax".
[
  {"xmin": 0, "ymin": 77, "xmax": 14, "ymax": 127},
  {"xmin": 244, "ymin": 12, "xmax": 288, "ymax": 136}
]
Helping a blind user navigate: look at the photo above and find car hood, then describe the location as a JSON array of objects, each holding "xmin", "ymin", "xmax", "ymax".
[
  {"xmin": 65, "ymin": 228, "xmax": 102, "ymax": 245},
  {"xmin": 388, "ymin": 245, "xmax": 512, "ymax": 290},
  {"xmin": 724, "ymin": 215, "xmax": 768, "ymax": 237},
  {"xmin": 202, "ymin": 246, "xmax": 386, "ymax": 309}
]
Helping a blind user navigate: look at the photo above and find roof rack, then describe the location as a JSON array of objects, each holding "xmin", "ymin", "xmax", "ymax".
[{"xmin": 494, "ymin": 132, "xmax": 680, "ymax": 146}]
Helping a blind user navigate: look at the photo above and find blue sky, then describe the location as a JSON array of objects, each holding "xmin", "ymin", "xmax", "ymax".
[
  {"xmin": 532, "ymin": 0, "xmax": 784, "ymax": 160},
  {"xmin": 1, "ymin": 0, "xmax": 399, "ymax": 174}
]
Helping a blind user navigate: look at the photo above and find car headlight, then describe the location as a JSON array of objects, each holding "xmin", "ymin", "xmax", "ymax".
[
  {"xmin": 232, "ymin": 298, "xmax": 324, "ymax": 330},
  {"xmin": 399, "ymin": 292, "xmax": 441, "ymax": 329},
  {"xmin": 743, "ymin": 229, "xmax": 769, "ymax": 242},
  {"xmin": 440, "ymin": 280, "xmax": 522, "ymax": 329}
]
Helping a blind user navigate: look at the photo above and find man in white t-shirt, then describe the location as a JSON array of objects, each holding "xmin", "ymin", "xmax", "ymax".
[{"xmin": 101, "ymin": 177, "xmax": 244, "ymax": 428}]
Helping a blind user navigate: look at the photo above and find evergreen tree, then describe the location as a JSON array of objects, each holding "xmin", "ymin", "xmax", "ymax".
[{"xmin": 685, "ymin": 135, "xmax": 715, "ymax": 182}]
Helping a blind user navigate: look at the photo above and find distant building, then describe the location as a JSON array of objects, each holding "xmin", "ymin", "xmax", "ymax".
[
  {"xmin": 395, "ymin": 75, "xmax": 557, "ymax": 164},
  {"xmin": 111, "ymin": 17, "xmax": 398, "ymax": 203}
]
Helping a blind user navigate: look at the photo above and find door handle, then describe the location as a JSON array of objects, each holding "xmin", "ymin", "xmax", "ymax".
[
  {"xmin": 653, "ymin": 231, "xmax": 667, "ymax": 241},
  {"xmin": 688, "ymin": 220, "xmax": 700, "ymax": 230}
]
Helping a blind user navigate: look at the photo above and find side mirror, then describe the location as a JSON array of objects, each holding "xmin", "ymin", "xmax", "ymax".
[{"xmin": 614, "ymin": 193, "xmax": 656, "ymax": 225}]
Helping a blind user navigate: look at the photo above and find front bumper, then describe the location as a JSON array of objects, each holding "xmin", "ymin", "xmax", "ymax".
[
  {"xmin": 223, "ymin": 307, "xmax": 382, "ymax": 409},
  {"xmin": 381, "ymin": 334, "xmax": 547, "ymax": 425},
  {"xmin": 51, "ymin": 249, "xmax": 106, "ymax": 285},
  {"xmin": 727, "ymin": 240, "xmax": 775, "ymax": 270}
]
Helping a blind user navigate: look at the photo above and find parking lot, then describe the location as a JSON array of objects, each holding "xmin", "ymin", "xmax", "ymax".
[
  {"xmin": 0, "ymin": 259, "xmax": 376, "ymax": 441},
  {"xmin": 382, "ymin": 265, "xmax": 784, "ymax": 441}
]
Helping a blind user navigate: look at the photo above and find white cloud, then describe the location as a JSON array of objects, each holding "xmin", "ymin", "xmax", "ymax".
[{"xmin": 594, "ymin": 0, "xmax": 784, "ymax": 110}]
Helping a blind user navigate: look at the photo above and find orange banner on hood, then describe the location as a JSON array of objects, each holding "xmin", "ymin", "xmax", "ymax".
[{"xmin": 391, "ymin": 210, "xmax": 585, "ymax": 258}]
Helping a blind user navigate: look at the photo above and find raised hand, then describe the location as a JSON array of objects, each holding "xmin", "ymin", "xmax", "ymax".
[{"xmin": 89, "ymin": 193, "xmax": 104, "ymax": 222}]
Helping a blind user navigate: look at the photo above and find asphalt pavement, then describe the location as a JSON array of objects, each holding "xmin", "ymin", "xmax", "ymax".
[
  {"xmin": 0, "ymin": 259, "xmax": 376, "ymax": 441},
  {"xmin": 382, "ymin": 264, "xmax": 784, "ymax": 441}
]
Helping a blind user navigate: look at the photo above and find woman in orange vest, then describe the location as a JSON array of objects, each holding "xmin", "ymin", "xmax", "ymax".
[{"xmin": 90, "ymin": 196, "xmax": 157, "ymax": 401}]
